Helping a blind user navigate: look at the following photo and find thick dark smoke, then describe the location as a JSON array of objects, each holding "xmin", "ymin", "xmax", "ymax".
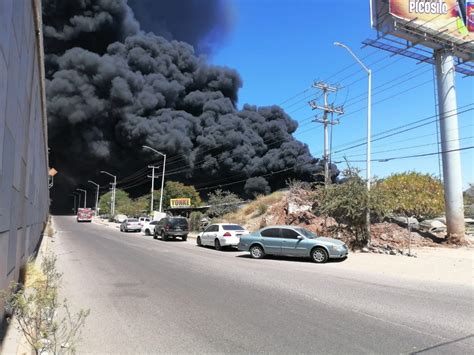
[
  {"xmin": 128, "ymin": 0, "xmax": 235, "ymax": 55},
  {"xmin": 44, "ymin": 0, "xmax": 337, "ymax": 213}
]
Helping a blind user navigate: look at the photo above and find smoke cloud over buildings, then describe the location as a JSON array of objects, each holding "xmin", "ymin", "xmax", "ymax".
[{"xmin": 43, "ymin": 0, "xmax": 336, "ymax": 212}]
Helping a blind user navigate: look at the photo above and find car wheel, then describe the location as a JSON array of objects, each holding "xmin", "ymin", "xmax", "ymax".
[
  {"xmin": 153, "ymin": 230, "xmax": 158, "ymax": 240},
  {"xmin": 145, "ymin": 229, "xmax": 150, "ymax": 236},
  {"xmin": 214, "ymin": 239, "xmax": 222, "ymax": 250},
  {"xmin": 182, "ymin": 235, "xmax": 187, "ymax": 241},
  {"xmin": 120, "ymin": 226, "xmax": 123, "ymax": 232},
  {"xmin": 249, "ymin": 245, "xmax": 265, "ymax": 259},
  {"xmin": 311, "ymin": 247, "xmax": 328, "ymax": 263},
  {"xmin": 197, "ymin": 236, "xmax": 202, "ymax": 246},
  {"xmin": 161, "ymin": 231, "xmax": 168, "ymax": 241}
]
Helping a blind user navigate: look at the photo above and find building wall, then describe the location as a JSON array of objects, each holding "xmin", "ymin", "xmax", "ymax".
[{"xmin": 0, "ymin": 0, "xmax": 49, "ymax": 306}]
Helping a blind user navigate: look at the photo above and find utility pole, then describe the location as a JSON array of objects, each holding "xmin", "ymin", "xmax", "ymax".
[
  {"xmin": 143, "ymin": 146, "xmax": 167, "ymax": 213},
  {"xmin": 309, "ymin": 81, "xmax": 344, "ymax": 186},
  {"xmin": 70, "ymin": 194, "xmax": 77, "ymax": 215},
  {"xmin": 147, "ymin": 165, "xmax": 160, "ymax": 214},
  {"xmin": 435, "ymin": 50, "xmax": 465, "ymax": 241},
  {"xmin": 88, "ymin": 180, "xmax": 100, "ymax": 216},
  {"xmin": 101, "ymin": 171, "xmax": 117, "ymax": 217},
  {"xmin": 76, "ymin": 188, "xmax": 87, "ymax": 208}
]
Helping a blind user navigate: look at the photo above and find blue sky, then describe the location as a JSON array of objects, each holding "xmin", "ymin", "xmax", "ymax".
[{"xmin": 210, "ymin": 0, "xmax": 474, "ymax": 188}]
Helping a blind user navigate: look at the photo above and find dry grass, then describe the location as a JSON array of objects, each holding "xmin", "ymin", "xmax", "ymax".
[{"xmin": 217, "ymin": 191, "xmax": 286, "ymax": 227}]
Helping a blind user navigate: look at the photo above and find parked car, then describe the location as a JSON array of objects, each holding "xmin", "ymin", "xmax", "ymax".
[
  {"xmin": 154, "ymin": 217, "xmax": 189, "ymax": 241},
  {"xmin": 238, "ymin": 226, "xmax": 348, "ymax": 263},
  {"xmin": 120, "ymin": 218, "xmax": 142, "ymax": 232},
  {"xmin": 138, "ymin": 216, "xmax": 151, "ymax": 226},
  {"xmin": 115, "ymin": 214, "xmax": 127, "ymax": 223},
  {"xmin": 197, "ymin": 223, "xmax": 249, "ymax": 250},
  {"xmin": 142, "ymin": 220, "xmax": 159, "ymax": 236}
]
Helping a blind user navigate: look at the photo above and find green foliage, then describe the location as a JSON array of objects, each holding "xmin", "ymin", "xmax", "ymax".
[
  {"xmin": 98, "ymin": 189, "xmax": 133, "ymax": 216},
  {"xmin": 313, "ymin": 171, "xmax": 369, "ymax": 244},
  {"xmin": 207, "ymin": 189, "xmax": 242, "ymax": 217},
  {"xmin": 189, "ymin": 211, "xmax": 204, "ymax": 231},
  {"xmin": 154, "ymin": 181, "xmax": 202, "ymax": 209},
  {"xmin": 1, "ymin": 253, "xmax": 89, "ymax": 354},
  {"xmin": 255, "ymin": 202, "xmax": 268, "ymax": 217},
  {"xmin": 374, "ymin": 172, "xmax": 445, "ymax": 219},
  {"xmin": 464, "ymin": 183, "xmax": 474, "ymax": 217}
]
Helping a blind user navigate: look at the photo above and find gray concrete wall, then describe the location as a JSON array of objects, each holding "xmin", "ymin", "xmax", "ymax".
[{"xmin": 0, "ymin": 0, "xmax": 49, "ymax": 304}]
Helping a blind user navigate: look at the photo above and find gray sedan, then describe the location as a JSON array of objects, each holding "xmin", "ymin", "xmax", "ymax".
[{"xmin": 238, "ymin": 226, "xmax": 348, "ymax": 263}]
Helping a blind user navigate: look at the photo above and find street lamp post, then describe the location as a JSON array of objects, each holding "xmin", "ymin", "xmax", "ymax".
[
  {"xmin": 142, "ymin": 145, "xmax": 167, "ymax": 213},
  {"xmin": 334, "ymin": 41, "xmax": 372, "ymax": 243},
  {"xmin": 88, "ymin": 180, "xmax": 100, "ymax": 216},
  {"xmin": 69, "ymin": 194, "xmax": 77, "ymax": 214},
  {"xmin": 100, "ymin": 171, "xmax": 117, "ymax": 217},
  {"xmin": 76, "ymin": 188, "xmax": 87, "ymax": 208}
]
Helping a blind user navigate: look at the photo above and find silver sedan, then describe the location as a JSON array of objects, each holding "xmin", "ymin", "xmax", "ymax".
[{"xmin": 238, "ymin": 225, "xmax": 348, "ymax": 263}]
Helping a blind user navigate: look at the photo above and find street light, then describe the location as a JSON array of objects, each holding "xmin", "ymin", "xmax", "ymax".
[
  {"xmin": 69, "ymin": 194, "xmax": 77, "ymax": 214},
  {"xmin": 88, "ymin": 180, "xmax": 100, "ymax": 216},
  {"xmin": 142, "ymin": 145, "xmax": 167, "ymax": 213},
  {"xmin": 72, "ymin": 191, "xmax": 81, "ymax": 210},
  {"xmin": 334, "ymin": 41, "xmax": 372, "ymax": 242},
  {"xmin": 76, "ymin": 188, "xmax": 87, "ymax": 208},
  {"xmin": 100, "ymin": 170, "xmax": 117, "ymax": 217}
]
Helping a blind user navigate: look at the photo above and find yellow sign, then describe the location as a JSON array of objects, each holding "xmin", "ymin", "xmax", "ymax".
[
  {"xmin": 49, "ymin": 168, "xmax": 58, "ymax": 177},
  {"xmin": 170, "ymin": 198, "xmax": 191, "ymax": 208}
]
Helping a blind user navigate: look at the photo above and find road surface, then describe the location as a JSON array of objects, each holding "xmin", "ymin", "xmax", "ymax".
[{"xmin": 51, "ymin": 216, "xmax": 473, "ymax": 354}]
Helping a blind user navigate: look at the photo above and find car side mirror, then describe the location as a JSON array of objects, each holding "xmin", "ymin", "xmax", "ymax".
[{"xmin": 297, "ymin": 235, "xmax": 304, "ymax": 240}]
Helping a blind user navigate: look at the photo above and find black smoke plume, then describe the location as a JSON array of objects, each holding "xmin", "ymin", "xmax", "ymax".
[{"xmin": 43, "ymin": 0, "xmax": 337, "ymax": 213}]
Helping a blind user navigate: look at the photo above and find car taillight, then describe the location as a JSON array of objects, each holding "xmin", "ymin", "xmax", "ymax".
[
  {"xmin": 165, "ymin": 225, "xmax": 170, "ymax": 231},
  {"xmin": 223, "ymin": 232, "xmax": 232, "ymax": 237}
]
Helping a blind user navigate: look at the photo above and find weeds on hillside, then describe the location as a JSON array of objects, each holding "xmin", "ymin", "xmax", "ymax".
[{"xmin": 1, "ymin": 253, "xmax": 89, "ymax": 354}]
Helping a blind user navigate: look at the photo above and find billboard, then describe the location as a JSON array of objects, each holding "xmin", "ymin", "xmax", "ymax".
[
  {"xmin": 170, "ymin": 198, "xmax": 191, "ymax": 208},
  {"xmin": 390, "ymin": 0, "xmax": 472, "ymax": 40},
  {"xmin": 371, "ymin": 0, "xmax": 474, "ymax": 60}
]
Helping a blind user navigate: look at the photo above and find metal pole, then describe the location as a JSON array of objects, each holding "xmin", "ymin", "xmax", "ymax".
[
  {"xmin": 150, "ymin": 166, "xmax": 155, "ymax": 213},
  {"xmin": 366, "ymin": 68, "xmax": 372, "ymax": 244},
  {"xmin": 142, "ymin": 146, "xmax": 167, "ymax": 213},
  {"xmin": 77, "ymin": 189, "xmax": 87, "ymax": 208},
  {"xmin": 100, "ymin": 171, "xmax": 117, "ymax": 218},
  {"xmin": 323, "ymin": 90, "xmax": 329, "ymax": 186},
  {"xmin": 112, "ymin": 177, "xmax": 116, "ymax": 217},
  {"xmin": 159, "ymin": 154, "xmax": 166, "ymax": 213},
  {"xmin": 334, "ymin": 42, "xmax": 372, "ymax": 244},
  {"xmin": 434, "ymin": 50, "xmax": 465, "ymax": 240},
  {"xmin": 88, "ymin": 180, "xmax": 100, "ymax": 216}
]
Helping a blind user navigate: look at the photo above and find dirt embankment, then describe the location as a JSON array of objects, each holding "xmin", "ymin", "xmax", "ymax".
[{"xmin": 222, "ymin": 189, "xmax": 467, "ymax": 255}]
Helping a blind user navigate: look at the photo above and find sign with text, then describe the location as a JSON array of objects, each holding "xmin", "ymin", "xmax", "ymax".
[
  {"xmin": 170, "ymin": 198, "xmax": 191, "ymax": 208},
  {"xmin": 389, "ymin": 0, "xmax": 472, "ymax": 41}
]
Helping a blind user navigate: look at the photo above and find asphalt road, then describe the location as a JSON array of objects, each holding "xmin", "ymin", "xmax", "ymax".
[{"xmin": 51, "ymin": 216, "xmax": 473, "ymax": 354}]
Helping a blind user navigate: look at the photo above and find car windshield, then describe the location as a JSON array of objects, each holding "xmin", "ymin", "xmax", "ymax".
[
  {"xmin": 294, "ymin": 228, "xmax": 317, "ymax": 239},
  {"xmin": 127, "ymin": 218, "xmax": 138, "ymax": 222},
  {"xmin": 223, "ymin": 225, "xmax": 245, "ymax": 230},
  {"xmin": 169, "ymin": 218, "xmax": 187, "ymax": 226}
]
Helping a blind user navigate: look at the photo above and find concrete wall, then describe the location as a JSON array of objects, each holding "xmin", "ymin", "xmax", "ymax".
[{"xmin": 0, "ymin": 0, "xmax": 49, "ymax": 302}]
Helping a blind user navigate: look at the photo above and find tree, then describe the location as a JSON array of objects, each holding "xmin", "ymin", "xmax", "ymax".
[
  {"xmin": 207, "ymin": 189, "xmax": 242, "ymax": 217},
  {"xmin": 98, "ymin": 189, "xmax": 133, "ymax": 216},
  {"xmin": 153, "ymin": 181, "xmax": 201, "ymax": 209},
  {"xmin": 312, "ymin": 169, "xmax": 389, "ymax": 246},
  {"xmin": 374, "ymin": 172, "xmax": 444, "ymax": 220}
]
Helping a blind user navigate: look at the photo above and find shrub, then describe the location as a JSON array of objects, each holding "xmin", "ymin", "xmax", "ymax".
[
  {"xmin": 154, "ymin": 181, "xmax": 202, "ymax": 209},
  {"xmin": 1, "ymin": 253, "xmax": 89, "ymax": 354},
  {"xmin": 373, "ymin": 172, "xmax": 444, "ymax": 220},
  {"xmin": 207, "ymin": 189, "xmax": 242, "ymax": 217},
  {"xmin": 189, "ymin": 211, "xmax": 204, "ymax": 231}
]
